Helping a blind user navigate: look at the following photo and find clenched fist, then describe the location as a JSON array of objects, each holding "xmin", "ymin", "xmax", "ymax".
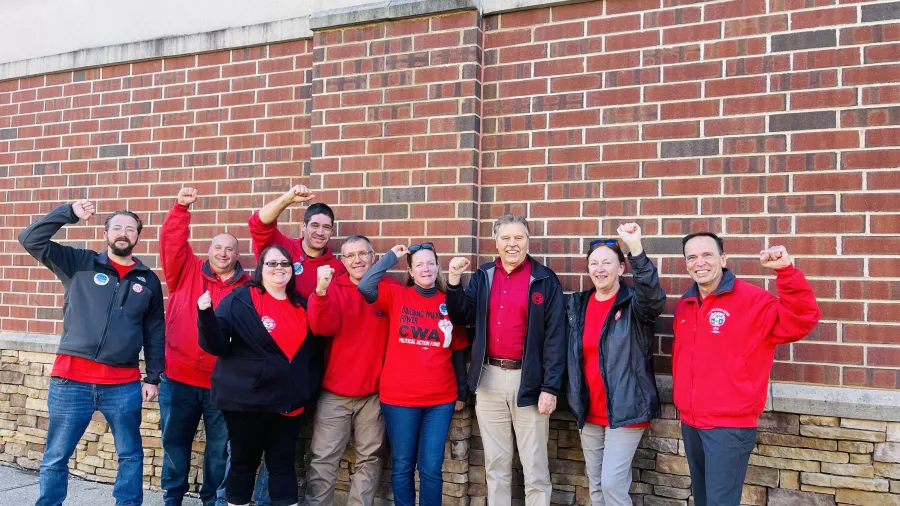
[
  {"xmin": 72, "ymin": 199, "xmax": 96, "ymax": 221},
  {"xmin": 197, "ymin": 290, "xmax": 212, "ymax": 310},
  {"xmin": 281, "ymin": 184, "xmax": 315, "ymax": 206},
  {"xmin": 448, "ymin": 256, "xmax": 471, "ymax": 286},
  {"xmin": 316, "ymin": 266, "xmax": 335, "ymax": 296},
  {"xmin": 617, "ymin": 222, "xmax": 643, "ymax": 256},
  {"xmin": 390, "ymin": 245, "xmax": 409, "ymax": 257},
  {"xmin": 760, "ymin": 246, "xmax": 791, "ymax": 270},
  {"xmin": 177, "ymin": 187, "xmax": 198, "ymax": 207}
]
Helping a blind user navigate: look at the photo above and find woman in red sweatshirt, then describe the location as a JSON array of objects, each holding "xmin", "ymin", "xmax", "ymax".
[
  {"xmin": 198, "ymin": 244, "xmax": 323, "ymax": 506},
  {"xmin": 358, "ymin": 243, "xmax": 468, "ymax": 506}
]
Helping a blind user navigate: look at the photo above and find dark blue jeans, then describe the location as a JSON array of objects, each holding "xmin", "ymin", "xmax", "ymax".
[
  {"xmin": 681, "ymin": 423, "xmax": 758, "ymax": 506},
  {"xmin": 38, "ymin": 378, "xmax": 143, "ymax": 506},
  {"xmin": 381, "ymin": 402, "xmax": 455, "ymax": 506},
  {"xmin": 159, "ymin": 376, "xmax": 228, "ymax": 506}
]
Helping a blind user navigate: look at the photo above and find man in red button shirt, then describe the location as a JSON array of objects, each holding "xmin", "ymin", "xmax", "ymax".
[{"xmin": 447, "ymin": 214, "xmax": 565, "ymax": 506}]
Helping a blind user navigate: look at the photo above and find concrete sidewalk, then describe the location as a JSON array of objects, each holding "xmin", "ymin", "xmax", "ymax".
[{"xmin": 0, "ymin": 464, "xmax": 202, "ymax": 505}]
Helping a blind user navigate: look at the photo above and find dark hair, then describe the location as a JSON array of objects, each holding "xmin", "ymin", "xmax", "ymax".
[
  {"xmin": 586, "ymin": 239, "xmax": 626, "ymax": 264},
  {"xmin": 405, "ymin": 246, "xmax": 448, "ymax": 293},
  {"xmin": 104, "ymin": 210, "xmax": 144, "ymax": 235},
  {"xmin": 342, "ymin": 234, "xmax": 372, "ymax": 250},
  {"xmin": 248, "ymin": 245, "xmax": 304, "ymax": 307},
  {"xmin": 682, "ymin": 232, "xmax": 725, "ymax": 256},
  {"xmin": 304, "ymin": 203, "xmax": 335, "ymax": 226}
]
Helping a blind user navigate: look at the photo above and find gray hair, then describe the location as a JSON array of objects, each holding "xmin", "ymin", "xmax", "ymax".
[
  {"xmin": 342, "ymin": 234, "xmax": 373, "ymax": 251},
  {"xmin": 492, "ymin": 214, "xmax": 530, "ymax": 239}
]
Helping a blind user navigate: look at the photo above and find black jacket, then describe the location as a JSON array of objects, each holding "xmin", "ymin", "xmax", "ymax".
[
  {"xmin": 18, "ymin": 204, "xmax": 165, "ymax": 383},
  {"xmin": 446, "ymin": 256, "xmax": 566, "ymax": 408},
  {"xmin": 198, "ymin": 286, "xmax": 324, "ymax": 413},
  {"xmin": 565, "ymin": 251, "xmax": 666, "ymax": 429}
]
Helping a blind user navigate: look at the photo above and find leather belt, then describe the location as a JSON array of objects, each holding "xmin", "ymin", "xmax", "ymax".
[{"xmin": 485, "ymin": 357, "xmax": 522, "ymax": 370}]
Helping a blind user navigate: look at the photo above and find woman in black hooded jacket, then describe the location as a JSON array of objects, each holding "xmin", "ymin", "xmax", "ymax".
[{"xmin": 565, "ymin": 223, "xmax": 666, "ymax": 506}]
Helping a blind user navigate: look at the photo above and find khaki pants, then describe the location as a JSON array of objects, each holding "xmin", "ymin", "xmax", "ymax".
[
  {"xmin": 305, "ymin": 391, "xmax": 385, "ymax": 506},
  {"xmin": 580, "ymin": 423, "xmax": 645, "ymax": 505},
  {"xmin": 475, "ymin": 364, "xmax": 552, "ymax": 506}
]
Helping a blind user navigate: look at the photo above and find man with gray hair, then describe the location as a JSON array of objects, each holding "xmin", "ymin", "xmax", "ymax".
[{"xmin": 446, "ymin": 214, "xmax": 565, "ymax": 506}]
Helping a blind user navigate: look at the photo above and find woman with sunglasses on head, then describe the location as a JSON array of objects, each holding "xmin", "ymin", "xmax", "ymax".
[
  {"xmin": 565, "ymin": 223, "xmax": 667, "ymax": 506},
  {"xmin": 198, "ymin": 244, "xmax": 324, "ymax": 506},
  {"xmin": 358, "ymin": 242, "xmax": 468, "ymax": 506}
]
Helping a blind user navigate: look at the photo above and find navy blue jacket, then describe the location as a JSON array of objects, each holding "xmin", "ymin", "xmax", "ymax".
[
  {"xmin": 565, "ymin": 251, "xmax": 666, "ymax": 429},
  {"xmin": 198, "ymin": 286, "xmax": 324, "ymax": 413},
  {"xmin": 446, "ymin": 256, "xmax": 566, "ymax": 408},
  {"xmin": 18, "ymin": 204, "xmax": 165, "ymax": 383}
]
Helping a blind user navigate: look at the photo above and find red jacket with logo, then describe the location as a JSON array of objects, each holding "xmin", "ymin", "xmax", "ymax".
[
  {"xmin": 247, "ymin": 211, "xmax": 345, "ymax": 299},
  {"xmin": 672, "ymin": 265, "xmax": 821, "ymax": 429},
  {"xmin": 161, "ymin": 203, "xmax": 250, "ymax": 388},
  {"xmin": 307, "ymin": 272, "xmax": 398, "ymax": 397}
]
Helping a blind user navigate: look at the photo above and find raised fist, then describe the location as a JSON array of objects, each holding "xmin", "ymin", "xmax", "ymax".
[
  {"xmin": 390, "ymin": 244, "xmax": 409, "ymax": 257},
  {"xmin": 448, "ymin": 256, "xmax": 470, "ymax": 285},
  {"xmin": 197, "ymin": 290, "xmax": 212, "ymax": 310},
  {"xmin": 760, "ymin": 246, "xmax": 792, "ymax": 270},
  {"xmin": 177, "ymin": 187, "xmax": 198, "ymax": 207},
  {"xmin": 617, "ymin": 222, "xmax": 643, "ymax": 256},
  {"xmin": 282, "ymin": 184, "xmax": 315, "ymax": 205},
  {"xmin": 316, "ymin": 266, "xmax": 334, "ymax": 295},
  {"xmin": 72, "ymin": 200, "xmax": 96, "ymax": 221}
]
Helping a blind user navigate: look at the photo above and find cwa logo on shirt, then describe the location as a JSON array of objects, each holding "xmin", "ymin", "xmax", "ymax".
[
  {"xmin": 398, "ymin": 305, "xmax": 452, "ymax": 349},
  {"xmin": 261, "ymin": 316, "xmax": 276, "ymax": 332}
]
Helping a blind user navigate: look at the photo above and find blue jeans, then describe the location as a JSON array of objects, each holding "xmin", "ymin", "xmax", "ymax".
[
  {"xmin": 159, "ymin": 376, "xmax": 228, "ymax": 506},
  {"xmin": 37, "ymin": 378, "xmax": 143, "ymax": 506},
  {"xmin": 220, "ymin": 445, "xmax": 271, "ymax": 506},
  {"xmin": 381, "ymin": 402, "xmax": 455, "ymax": 506}
]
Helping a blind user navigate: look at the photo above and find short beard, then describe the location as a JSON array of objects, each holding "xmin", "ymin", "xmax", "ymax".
[{"xmin": 109, "ymin": 240, "xmax": 134, "ymax": 257}]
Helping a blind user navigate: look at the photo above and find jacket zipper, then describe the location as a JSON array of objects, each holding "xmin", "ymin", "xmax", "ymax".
[{"xmin": 94, "ymin": 278, "xmax": 120, "ymax": 359}]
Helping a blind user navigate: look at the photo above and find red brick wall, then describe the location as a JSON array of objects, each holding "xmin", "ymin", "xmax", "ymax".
[{"xmin": 2, "ymin": 0, "xmax": 900, "ymax": 390}]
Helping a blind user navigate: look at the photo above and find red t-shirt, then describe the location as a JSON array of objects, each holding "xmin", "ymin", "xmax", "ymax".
[
  {"xmin": 250, "ymin": 288, "xmax": 308, "ymax": 416},
  {"xmin": 51, "ymin": 258, "xmax": 142, "ymax": 384},
  {"xmin": 373, "ymin": 284, "xmax": 468, "ymax": 407},
  {"xmin": 486, "ymin": 258, "xmax": 532, "ymax": 360},
  {"xmin": 583, "ymin": 294, "xmax": 650, "ymax": 429}
]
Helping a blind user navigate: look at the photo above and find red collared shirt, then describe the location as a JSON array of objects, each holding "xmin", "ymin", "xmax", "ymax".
[{"xmin": 486, "ymin": 257, "xmax": 532, "ymax": 360}]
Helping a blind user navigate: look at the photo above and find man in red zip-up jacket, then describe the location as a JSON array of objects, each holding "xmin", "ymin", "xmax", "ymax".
[
  {"xmin": 673, "ymin": 232, "xmax": 821, "ymax": 506},
  {"xmin": 247, "ymin": 183, "xmax": 345, "ymax": 299},
  {"xmin": 304, "ymin": 234, "xmax": 397, "ymax": 506},
  {"xmin": 159, "ymin": 187, "xmax": 250, "ymax": 506}
]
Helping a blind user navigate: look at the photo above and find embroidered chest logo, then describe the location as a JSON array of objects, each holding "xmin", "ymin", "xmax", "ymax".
[
  {"xmin": 261, "ymin": 316, "xmax": 276, "ymax": 332},
  {"xmin": 708, "ymin": 308, "xmax": 730, "ymax": 334},
  {"xmin": 293, "ymin": 261, "xmax": 303, "ymax": 275},
  {"xmin": 137, "ymin": 276, "xmax": 146, "ymax": 282},
  {"xmin": 531, "ymin": 292, "xmax": 544, "ymax": 305}
]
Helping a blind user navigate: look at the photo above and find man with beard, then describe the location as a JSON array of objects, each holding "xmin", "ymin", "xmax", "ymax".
[
  {"xmin": 446, "ymin": 214, "xmax": 565, "ymax": 506},
  {"xmin": 248, "ymin": 183, "xmax": 345, "ymax": 299},
  {"xmin": 159, "ymin": 187, "xmax": 250, "ymax": 506},
  {"xmin": 18, "ymin": 200, "xmax": 165, "ymax": 506},
  {"xmin": 304, "ymin": 235, "xmax": 396, "ymax": 506}
]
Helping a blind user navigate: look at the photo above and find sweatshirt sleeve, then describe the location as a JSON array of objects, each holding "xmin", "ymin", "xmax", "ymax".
[
  {"xmin": 446, "ymin": 272, "xmax": 480, "ymax": 327},
  {"xmin": 767, "ymin": 264, "xmax": 822, "ymax": 345},
  {"xmin": 17, "ymin": 204, "xmax": 93, "ymax": 282},
  {"xmin": 248, "ymin": 210, "xmax": 301, "ymax": 261},
  {"xmin": 307, "ymin": 292, "xmax": 341, "ymax": 337},
  {"xmin": 628, "ymin": 251, "xmax": 668, "ymax": 323},
  {"xmin": 358, "ymin": 250, "xmax": 398, "ymax": 308},
  {"xmin": 159, "ymin": 202, "xmax": 196, "ymax": 292},
  {"xmin": 198, "ymin": 297, "xmax": 234, "ymax": 356},
  {"xmin": 142, "ymin": 278, "xmax": 166, "ymax": 384}
]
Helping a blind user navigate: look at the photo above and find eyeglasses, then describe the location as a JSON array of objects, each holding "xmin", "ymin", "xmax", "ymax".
[
  {"xmin": 408, "ymin": 243, "xmax": 435, "ymax": 253},
  {"xmin": 590, "ymin": 239, "xmax": 619, "ymax": 249},
  {"xmin": 342, "ymin": 251, "xmax": 373, "ymax": 261},
  {"xmin": 263, "ymin": 261, "xmax": 292, "ymax": 268}
]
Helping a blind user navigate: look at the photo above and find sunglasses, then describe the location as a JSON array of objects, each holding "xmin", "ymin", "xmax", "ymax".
[
  {"xmin": 263, "ymin": 261, "xmax": 293, "ymax": 268},
  {"xmin": 590, "ymin": 239, "xmax": 620, "ymax": 249},
  {"xmin": 408, "ymin": 243, "xmax": 435, "ymax": 253}
]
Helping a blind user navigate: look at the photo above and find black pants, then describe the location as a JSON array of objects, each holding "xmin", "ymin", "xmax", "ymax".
[
  {"xmin": 222, "ymin": 411, "xmax": 303, "ymax": 506},
  {"xmin": 681, "ymin": 423, "xmax": 757, "ymax": 506}
]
